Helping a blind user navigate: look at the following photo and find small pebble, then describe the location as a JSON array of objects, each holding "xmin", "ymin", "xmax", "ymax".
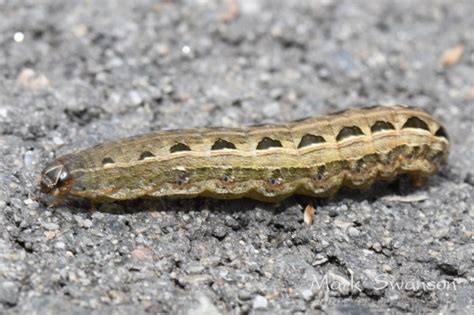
[
  {"xmin": 23, "ymin": 150, "xmax": 36, "ymax": 169},
  {"xmin": 372, "ymin": 242, "xmax": 383, "ymax": 253},
  {"xmin": 300, "ymin": 289, "xmax": 314, "ymax": 301},
  {"xmin": 238, "ymin": 290, "xmax": 252, "ymax": 301},
  {"xmin": 128, "ymin": 90, "xmax": 143, "ymax": 105},
  {"xmin": 348, "ymin": 226, "xmax": 360, "ymax": 237},
  {"xmin": 252, "ymin": 295, "xmax": 268, "ymax": 309},
  {"xmin": 224, "ymin": 216, "xmax": 240, "ymax": 229},
  {"xmin": 186, "ymin": 263, "xmax": 205, "ymax": 274},
  {"xmin": 41, "ymin": 222, "xmax": 59, "ymax": 231},
  {"xmin": 162, "ymin": 84, "xmax": 174, "ymax": 94},
  {"xmin": 0, "ymin": 281, "xmax": 20, "ymax": 305},
  {"xmin": 74, "ymin": 215, "xmax": 93, "ymax": 228},
  {"xmin": 52, "ymin": 136, "xmax": 65, "ymax": 146},
  {"xmin": 23, "ymin": 198, "xmax": 34, "ymax": 206},
  {"xmin": 54, "ymin": 242, "xmax": 66, "ymax": 250}
]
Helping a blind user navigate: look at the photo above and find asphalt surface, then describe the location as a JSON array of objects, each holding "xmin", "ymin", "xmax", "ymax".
[{"xmin": 0, "ymin": 0, "xmax": 473, "ymax": 314}]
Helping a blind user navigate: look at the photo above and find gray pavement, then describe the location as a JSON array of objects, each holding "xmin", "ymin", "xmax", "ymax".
[{"xmin": 0, "ymin": 0, "xmax": 473, "ymax": 314}]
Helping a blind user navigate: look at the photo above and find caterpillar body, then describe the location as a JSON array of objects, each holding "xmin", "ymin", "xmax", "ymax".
[{"xmin": 40, "ymin": 105, "xmax": 449, "ymax": 203}]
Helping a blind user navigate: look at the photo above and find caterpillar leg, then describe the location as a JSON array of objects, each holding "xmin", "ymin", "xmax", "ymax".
[
  {"xmin": 48, "ymin": 192, "xmax": 65, "ymax": 208},
  {"xmin": 410, "ymin": 174, "xmax": 427, "ymax": 188}
]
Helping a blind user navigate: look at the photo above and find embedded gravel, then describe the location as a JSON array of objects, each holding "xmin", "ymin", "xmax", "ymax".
[{"xmin": 0, "ymin": 0, "xmax": 473, "ymax": 314}]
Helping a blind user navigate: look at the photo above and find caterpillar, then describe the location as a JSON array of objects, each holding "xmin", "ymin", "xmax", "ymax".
[{"xmin": 40, "ymin": 105, "xmax": 449, "ymax": 204}]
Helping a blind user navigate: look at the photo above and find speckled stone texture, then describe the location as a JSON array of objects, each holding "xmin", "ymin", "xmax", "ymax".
[{"xmin": 0, "ymin": 0, "xmax": 473, "ymax": 314}]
